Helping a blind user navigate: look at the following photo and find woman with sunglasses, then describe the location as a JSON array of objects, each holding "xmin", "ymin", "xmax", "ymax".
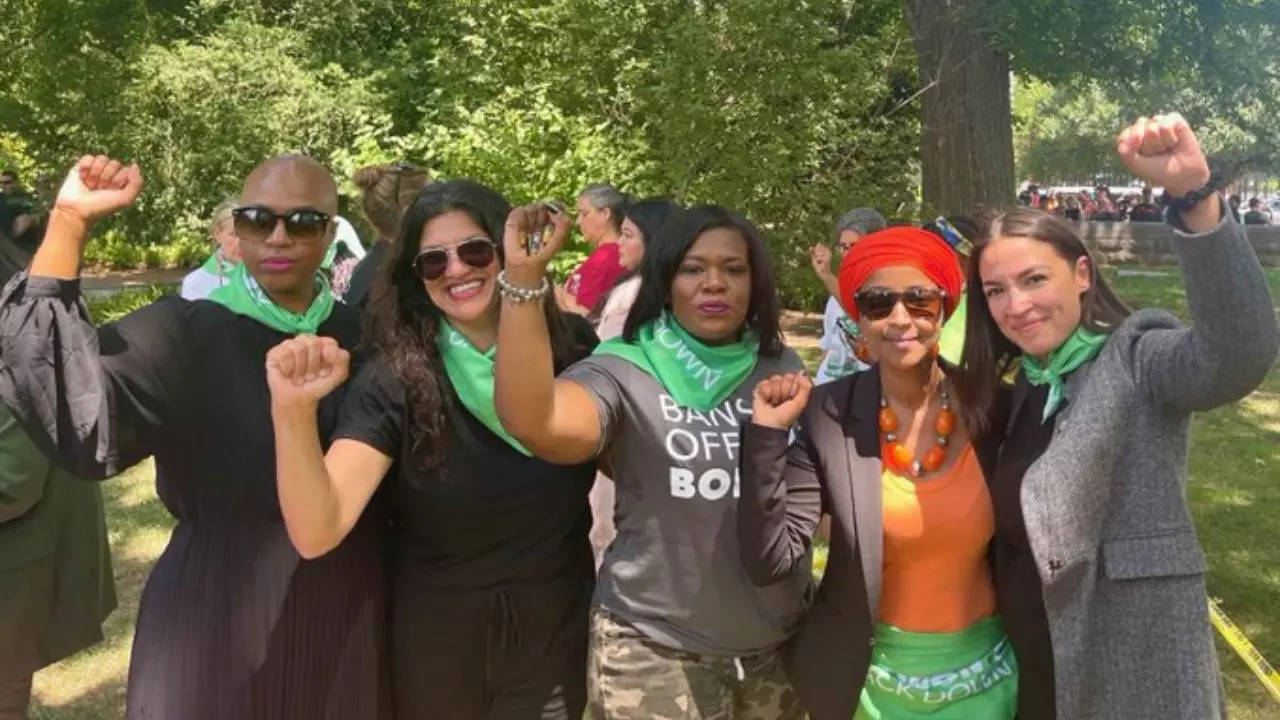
[
  {"xmin": 957, "ymin": 115, "xmax": 1278, "ymax": 719},
  {"xmin": 0, "ymin": 154, "xmax": 389, "ymax": 719},
  {"xmin": 494, "ymin": 204, "xmax": 807, "ymax": 719},
  {"xmin": 267, "ymin": 178, "xmax": 598, "ymax": 719},
  {"xmin": 740, "ymin": 227, "xmax": 1016, "ymax": 720}
]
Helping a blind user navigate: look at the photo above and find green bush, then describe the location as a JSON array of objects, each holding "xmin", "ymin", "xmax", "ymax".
[{"xmin": 86, "ymin": 285, "xmax": 174, "ymax": 325}]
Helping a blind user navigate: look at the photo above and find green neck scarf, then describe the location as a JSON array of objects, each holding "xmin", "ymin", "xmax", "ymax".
[
  {"xmin": 208, "ymin": 263, "xmax": 335, "ymax": 335},
  {"xmin": 595, "ymin": 311, "xmax": 760, "ymax": 411},
  {"xmin": 436, "ymin": 320, "xmax": 532, "ymax": 456},
  {"xmin": 1022, "ymin": 326, "xmax": 1108, "ymax": 423}
]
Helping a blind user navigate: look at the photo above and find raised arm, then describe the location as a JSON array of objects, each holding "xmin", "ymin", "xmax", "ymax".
[
  {"xmin": 739, "ymin": 372, "xmax": 823, "ymax": 585},
  {"xmin": 0, "ymin": 155, "xmax": 190, "ymax": 478},
  {"xmin": 494, "ymin": 204, "xmax": 604, "ymax": 465},
  {"xmin": 1114, "ymin": 114, "xmax": 1280, "ymax": 411},
  {"xmin": 267, "ymin": 336, "xmax": 390, "ymax": 559}
]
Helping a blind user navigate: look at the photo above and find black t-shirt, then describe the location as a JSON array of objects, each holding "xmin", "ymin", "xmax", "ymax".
[
  {"xmin": 990, "ymin": 379, "xmax": 1057, "ymax": 720},
  {"xmin": 334, "ymin": 324, "xmax": 598, "ymax": 590}
]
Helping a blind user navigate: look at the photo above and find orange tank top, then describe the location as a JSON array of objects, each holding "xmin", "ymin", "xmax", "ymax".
[{"xmin": 877, "ymin": 443, "xmax": 997, "ymax": 633}]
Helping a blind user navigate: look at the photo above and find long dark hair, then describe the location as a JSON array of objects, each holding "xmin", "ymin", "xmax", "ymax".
[
  {"xmin": 623, "ymin": 204, "xmax": 785, "ymax": 357},
  {"xmin": 365, "ymin": 179, "xmax": 580, "ymax": 469},
  {"xmin": 588, "ymin": 198, "xmax": 681, "ymax": 317},
  {"xmin": 958, "ymin": 207, "xmax": 1131, "ymax": 437}
]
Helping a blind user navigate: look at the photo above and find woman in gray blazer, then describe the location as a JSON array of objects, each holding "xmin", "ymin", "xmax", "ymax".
[{"xmin": 958, "ymin": 113, "xmax": 1280, "ymax": 719}]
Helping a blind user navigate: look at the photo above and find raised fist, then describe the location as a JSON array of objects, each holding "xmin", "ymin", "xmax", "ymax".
[
  {"xmin": 752, "ymin": 372, "xmax": 813, "ymax": 431},
  {"xmin": 265, "ymin": 335, "xmax": 350, "ymax": 408},
  {"xmin": 53, "ymin": 155, "xmax": 144, "ymax": 223}
]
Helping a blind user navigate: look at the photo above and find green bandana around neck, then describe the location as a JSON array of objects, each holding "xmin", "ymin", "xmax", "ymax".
[
  {"xmin": 199, "ymin": 251, "xmax": 236, "ymax": 276},
  {"xmin": 594, "ymin": 311, "xmax": 760, "ymax": 411},
  {"xmin": 207, "ymin": 263, "xmax": 334, "ymax": 335},
  {"xmin": 1022, "ymin": 325, "xmax": 1108, "ymax": 423},
  {"xmin": 436, "ymin": 320, "xmax": 532, "ymax": 456}
]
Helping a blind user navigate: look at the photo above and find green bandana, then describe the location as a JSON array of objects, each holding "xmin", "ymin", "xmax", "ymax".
[
  {"xmin": 208, "ymin": 264, "xmax": 335, "ymax": 335},
  {"xmin": 436, "ymin": 320, "xmax": 532, "ymax": 456},
  {"xmin": 1022, "ymin": 326, "xmax": 1108, "ymax": 423},
  {"xmin": 594, "ymin": 311, "xmax": 759, "ymax": 411}
]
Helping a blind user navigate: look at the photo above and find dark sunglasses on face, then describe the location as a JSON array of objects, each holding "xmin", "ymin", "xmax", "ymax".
[
  {"xmin": 855, "ymin": 286, "xmax": 946, "ymax": 321},
  {"xmin": 414, "ymin": 237, "xmax": 497, "ymax": 281},
  {"xmin": 232, "ymin": 206, "xmax": 332, "ymax": 243}
]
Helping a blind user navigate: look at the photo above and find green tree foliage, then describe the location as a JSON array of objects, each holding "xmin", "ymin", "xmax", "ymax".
[{"xmin": 0, "ymin": 0, "xmax": 922, "ymax": 307}]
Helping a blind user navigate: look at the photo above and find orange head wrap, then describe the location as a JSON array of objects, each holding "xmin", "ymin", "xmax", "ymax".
[{"xmin": 837, "ymin": 226, "xmax": 963, "ymax": 320}]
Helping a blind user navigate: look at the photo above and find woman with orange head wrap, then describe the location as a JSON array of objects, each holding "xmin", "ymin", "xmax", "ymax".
[{"xmin": 737, "ymin": 227, "xmax": 1017, "ymax": 719}]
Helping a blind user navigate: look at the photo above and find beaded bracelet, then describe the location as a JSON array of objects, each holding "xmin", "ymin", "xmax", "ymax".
[{"xmin": 497, "ymin": 270, "xmax": 550, "ymax": 304}]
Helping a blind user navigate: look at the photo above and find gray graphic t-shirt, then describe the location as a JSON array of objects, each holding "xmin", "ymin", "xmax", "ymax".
[{"xmin": 562, "ymin": 349, "xmax": 812, "ymax": 657}]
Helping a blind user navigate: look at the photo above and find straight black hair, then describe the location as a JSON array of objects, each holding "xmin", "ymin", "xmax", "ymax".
[{"xmin": 623, "ymin": 204, "xmax": 784, "ymax": 357}]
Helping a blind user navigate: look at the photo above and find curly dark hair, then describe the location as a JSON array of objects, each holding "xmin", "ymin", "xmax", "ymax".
[{"xmin": 365, "ymin": 178, "xmax": 582, "ymax": 470}]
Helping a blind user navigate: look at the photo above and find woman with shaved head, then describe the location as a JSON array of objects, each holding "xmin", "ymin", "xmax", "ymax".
[{"xmin": 0, "ymin": 154, "xmax": 389, "ymax": 719}]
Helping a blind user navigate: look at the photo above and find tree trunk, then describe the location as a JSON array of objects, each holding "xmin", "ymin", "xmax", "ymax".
[{"xmin": 904, "ymin": 0, "xmax": 1015, "ymax": 216}]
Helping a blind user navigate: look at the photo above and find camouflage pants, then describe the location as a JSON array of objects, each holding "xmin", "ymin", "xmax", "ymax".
[{"xmin": 587, "ymin": 609, "xmax": 804, "ymax": 720}]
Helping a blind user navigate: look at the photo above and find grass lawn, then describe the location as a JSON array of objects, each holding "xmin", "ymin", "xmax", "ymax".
[{"xmin": 28, "ymin": 269, "xmax": 1280, "ymax": 719}]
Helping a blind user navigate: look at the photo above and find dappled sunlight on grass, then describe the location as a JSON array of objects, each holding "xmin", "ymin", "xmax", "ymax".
[{"xmin": 31, "ymin": 459, "xmax": 173, "ymax": 720}]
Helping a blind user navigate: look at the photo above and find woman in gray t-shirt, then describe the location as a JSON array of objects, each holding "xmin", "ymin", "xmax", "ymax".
[{"xmin": 495, "ymin": 204, "xmax": 807, "ymax": 719}]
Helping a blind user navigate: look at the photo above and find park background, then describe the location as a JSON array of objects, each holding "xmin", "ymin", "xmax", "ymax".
[{"xmin": 1, "ymin": 1, "xmax": 1277, "ymax": 717}]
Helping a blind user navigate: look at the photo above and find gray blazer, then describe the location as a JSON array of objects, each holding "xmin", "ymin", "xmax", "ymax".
[{"xmin": 1017, "ymin": 210, "xmax": 1278, "ymax": 719}]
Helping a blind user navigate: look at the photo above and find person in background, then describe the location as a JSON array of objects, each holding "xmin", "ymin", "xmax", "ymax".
[
  {"xmin": 1128, "ymin": 186, "xmax": 1163, "ymax": 222},
  {"xmin": 1243, "ymin": 196, "xmax": 1270, "ymax": 225},
  {"xmin": 1228, "ymin": 193, "xmax": 1243, "ymax": 222},
  {"xmin": 1063, "ymin": 194, "xmax": 1082, "ymax": 222},
  {"xmin": 323, "ymin": 215, "xmax": 366, "ymax": 300},
  {"xmin": 810, "ymin": 207, "xmax": 886, "ymax": 384},
  {"xmin": 0, "ymin": 403, "xmax": 116, "ymax": 720},
  {"xmin": 180, "ymin": 198, "xmax": 240, "ymax": 300},
  {"xmin": 556, "ymin": 183, "xmax": 627, "ymax": 319},
  {"xmin": 586, "ymin": 197, "xmax": 681, "ymax": 569},
  {"xmin": 344, "ymin": 162, "xmax": 431, "ymax": 308}
]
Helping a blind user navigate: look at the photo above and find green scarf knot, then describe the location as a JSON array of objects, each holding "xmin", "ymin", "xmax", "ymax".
[
  {"xmin": 208, "ymin": 264, "xmax": 335, "ymax": 335},
  {"xmin": 1022, "ymin": 326, "xmax": 1108, "ymax": 423}
]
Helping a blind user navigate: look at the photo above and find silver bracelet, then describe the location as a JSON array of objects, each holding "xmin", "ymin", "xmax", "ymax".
[{"xmin": 496, "ymin": 270, "xmax": 550, "ymax": 304}]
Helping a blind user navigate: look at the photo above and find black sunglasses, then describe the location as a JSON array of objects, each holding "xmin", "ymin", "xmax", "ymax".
[
  {"xmin": 855, "ymin": 286, "xmax": 946, "ymax": 321},
  {"xmin": 232, "ymin": 206, "xmax": 332, "ymax": 243},
  {"xmin": 413, "ymin": 237, "xmax": 497, "ymax": 281}
]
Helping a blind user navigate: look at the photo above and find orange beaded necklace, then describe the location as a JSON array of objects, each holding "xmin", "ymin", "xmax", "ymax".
[{"xmin": 878, "ymin": 384, "xmax": 957, "ymax": 478}]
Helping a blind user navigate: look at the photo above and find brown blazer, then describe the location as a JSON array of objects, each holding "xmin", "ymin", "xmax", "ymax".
[{"xmin": 738, "ymin": 366, "xmax": 1001, "ymax": 720}]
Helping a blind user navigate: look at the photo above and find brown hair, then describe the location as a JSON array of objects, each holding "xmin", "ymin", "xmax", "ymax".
[
  {"xmin": 354, "ymin": 162, "xmax": 430, "ymax": 240},
  {"xmin": 957, "ymin": 207, "xmax": 1131, "ymax": 438}
]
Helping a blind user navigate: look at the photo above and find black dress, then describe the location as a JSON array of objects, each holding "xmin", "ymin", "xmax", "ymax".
[
  {"xmin": 0, "ymin": 275, "xmax": 390, "ymax": 720},
  {"xmin": 989, "ymin": 378, "xmax": 1057, "ymax": 719},
  {"xmin": 336, "ymin": 343, "xmax": 596, "ymax": 719}
]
